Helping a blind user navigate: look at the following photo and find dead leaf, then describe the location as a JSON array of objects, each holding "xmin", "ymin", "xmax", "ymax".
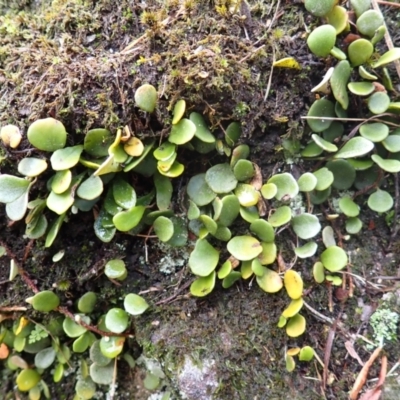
[
  {"xmin": 349, "ymin": 347, "xmax": 383, "ymax": 400},
  {"xmin": 0, "ymin": 343, "xmax": 9, "ymax": 359},
  {"xmin": 345, "ymin": 341, "xmax": 364, "ymax": 367}
]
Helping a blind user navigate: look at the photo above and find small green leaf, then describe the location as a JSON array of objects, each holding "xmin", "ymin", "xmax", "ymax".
[
  {"xmin": 104, "ymin": 259, "xmax": 127, "ymax": 281},
  {"xmin": 307, "ymin": 25, "xmax": 336, "ymax": 57},
  {"xmin": 26, "ymin": 291, "xmax": 60, "ymax": 312},
  {"xmin": 368, "ymin": 189, "xmax": 393, "ymax": 212},
  {"xmin": 18, "ymin": 158, "xmax": 48, "ymax": 177},
  {"xmin": 0, "ymin": 174, "xmax": 30, "ymax": 203},
  {"xmin": 51, "ymin": 170, "xmax": 72, "ymax": 194},
  {"xmin": 154, "ymin": 172, "xmax": 172, "ymax": 211},
  {"xmin": 77, "ymin": 175, "xmax": 103, "ymax": 200},
  {"xmin": 313, "ymin": 261, "xmax": 325, "ymax": 283},
  {"xmin": 331, "ymin": 60, "xmax": 351, "ymax": 110},
  {"xmin": 112, "ymin": 177, "xmax": 136, "ymax": 209},
  {"xmin": 124, "ymin": 294, "xmax": 149, "ymax": 316},
  {"xmin": 347, "ymin": 82, "xmax": 375, "ymax": 96},
  {"xmin": 286, "ymin": 314, "xmax": 306, "ymax": 338},
  {"xmin": 256, "ymin": 267, "xmax": 283, "ymax": 293},
  {"xmin": 326, "ymin": 160, "xmax": 356, "ymax": 189},
  {"xmin": 27, "ymin": 118, "xmax": 67, "ymax": 152},
  {"xmin": 346, "ymin": 217, "xmax": 363, "ymax": 234},
  {"xmin": 189, "ymin": 239, "xmax": 220, "ymax": 276},
  {"xmin": 372, "ymin": 48, "xmax": 400, "ymax": 68},
  {"xmin": 233, "ymin": 159, "xmax": 254, "ymax": 181},
  {"xmin": 105, "ymin": 308, "xmax": 129, "ymax": 334},
  {"xmin": 371, "ymin": 155, "xmax": 400, "ymax": 173},
  {"xmin": 63, "ymin": 316, "xmax": 89, "ymax": 338},
  {"xmin": 190, "ymin": 112, "xmax": 215, "ymax": 143},
  {"xmin": 306, "ymin": 99, "xmax": 335, "ymax": 132},
  {"xmin": 268, "ymin": 206, "xmax": 292, "ymax": 227},
  {"xmin": 113, "ymin": 206, "xmax": 145, "ymax": 232},
  {"xmin": 313, "ymin": 167, "xmax": 334, "ymax": 190},
  {"xmin": 227, "ymin": 235, "xmax": 262, "ymax": 261},
  {"xmin": 291, "ymin": 213, "xmax": 321, "ymax": 239},
  {"xmin": 134, "ymin": 84, "xmax": 157, "ymax": 112},
  {"xmin": 284, "ymin": 270, "xmax": 303, "ymax": 300},
  {"xmin": 297, "ymin": 172, "xmax": 317, "ymax": 192},
  {"xmin": 153, "ymin": 216, "xmax": 174, "ymax": 242},
  {"xmin": 190, "ymin": 271, "xmax": 216, "ymax": 297},
  {"xmin": 234, "ymin": 183, "xmax": 260, "ymax": 207},
  {"xmin": 99, "ymin": 336, "xmax": 125, "ymax": 359},
  {"xmin": 294, "ymin": 241, "xmax": 318, "ymax": 258},
  {"xmin": 267, "ymin": 173, "xmax": 299, "ymax": 200},
  {"xmin": 356, "ymin": 10, "xmax": 384, "ymax": 38},
  {"xmin": 299, "ymin": 346, "xmax": 315, "ymax": 361},
  {"xmin": 321, "ymin": 246, "xmax": 348, "ymax": 272},
  {"xmin": 334, "ymin": 137, "xmax": 374, "ymax": 159},
  {"xmin": 359, "ymin": 123, "xmax": 389, "ymax": 142},
  {"xmin": 348, "ymin": 39, "xmax": 373, "ymax": 66},
  {"xmin": 225, "ymin": 122, "xmax": 242, "ymax": 146},
  {"xmin": 187, "ymin": 173, "xmax": 217, "ymax": 206},
  {"xmin": 172, "ymin": 99, "xmax": 186, "ymax": 124},
  {"xmin": 16, "ymin": 369, "xmax": 41, "ymax": 392},
  {"xmin": 34, "ymin": 347, "xmax": 56, "ymax": 369},
  {"xmin": 78, "ymin": 292, "xmax": 97, "ymax": 314},
  {"xmin": 222, "ymin": 271, "xmax": 242, "ymax": 289},
  {"xmin": 368, "ymin": 92, "xmax": 390, "ymax": 114},
  {"xmin": 250, "ymin": 219, "xmax": 275, "ymax": 242},
  {"xmin": 261, "ymin": 182, "xmax": 278, "ymax": 199},
  {"xmin": 282, "ymin": 298, "xmax": 304, "ymax": 318},
  {"xmin": 90, "ymin": 362, "xmax": 115, "ymax": 385},
  {"xmin": 339, "ymin": 197, "xmax": 359, "ymax": 217},
  {"xmin": 168, "ymin": 118, "xmax": 196, "ymax": 145},
  {"xmin": 311, "ymin": 134, "xmax": 338, "ymax": 152},
  {"xmin": 205, "ymin": 163, "xmax": 238, "ymax": 194},
  {"xmin": 50, "ymin": 145, "xmax": 83, "ymax": 170},
  {"xmin": 84, "ymin": 129, "xmax": 113, "ymax": 157}
]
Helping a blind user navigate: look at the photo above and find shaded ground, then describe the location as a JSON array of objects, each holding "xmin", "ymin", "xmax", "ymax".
[{"xmin": 1, "ymin": 1, "xmax": 400, "ymax": 400}]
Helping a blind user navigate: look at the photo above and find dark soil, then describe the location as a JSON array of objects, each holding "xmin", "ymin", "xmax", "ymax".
[{"xmin": 1, "ymin": 1, "xmax": 400, "ymax": 400}]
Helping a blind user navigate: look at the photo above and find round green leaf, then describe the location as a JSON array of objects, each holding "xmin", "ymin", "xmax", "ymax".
[
  {"xmin": 348, "ymin": 82, "xmax": 375, "ymax": 96},
  {"xmin": 27, "ymin": 118, "xmax": 67, "ymax": 152},
  {"xmin": 134, "ymin": 84, "xmax": 157, "ymax": 112},
  {"xmin": 190, "ymin": 271, "xmax": 216, "ymax": 297},
  {"xmin": 77, "ymin": 175, "xmax": 103, "ymax": 200},
  {"xmin": 326, "ymin": 160, "xmax": 356, "ymax": 190},
  {"xmin": 261, "ymin": 182, "xmax": 278, "ymax": 199},
  {"xmin": 50, "ymin": 145, "xmax": 83, "ymax": 171},
  {"xmin": 268, "ymin": 206, "xmax": 292, "ymax": 227},
  {"xmin": 348, "ymin": 39, "xmax": 373, "ymax": 66},
  {"xmin": 168, "ymin": 118, "xmax": 196, "ymax": 145},
  {"xmin": 154, "ymin": 216, "xmax": 174, "ymax": 242},
  {"xmin": 34, "ymin": 347, "xmax": 56, "ymax": 369},
  {"xmin": 282, "ymin": 298, "xmax": 304, "ymax": 319},
  {"xmin": 304, "ymin": 0, "xmax": 334, "ymax": 17},
  {"xmin": 299, "ymin": 346, "xmax": 315, "ymax": 361},
  {"xmin": 78, "ymin": 292, "xmax": 97, "ymax": 314},
  {"xmin": 124, "ymin": 293, "xmax": 149, "ymax": 316},
  {"xmin": 257, "ymin": 242, "xmax": 277, "ymax": 265},
  {"xmin": 90, "ymin": 362, "xmax": 114, "ymax": 385},
  {"xmin": 90, "ymin": 340, "xmax": 112, "ymax": 367},
  {"xmin": 16, "ymin": 369, "xmax": 41, "ymax": 392},
  {"xmin": 234, "ymin": 183, "xmax": 260, "ymax": 207},
  {"xmin": 256, "ymin": 267, "xmax": 283, "ymax": 293},
  {"xmin": 368, "ymin": 92, "xmax": 390, "ymax": 114},
  {"xmin": 189, "ymin": 239, "xmax": 220, "ymax": 276},
  {"xmin": 18, "ymin": 158, "xmax": 48, "ymax": 177},
  {"xmin": 306, "ymin": 99, "xmax": 335, "ymax": 132},
  {"xmin": 26, "ymin": 291, "xmax": 60, "ymax": 312},
  {"xmin": 250, "ymin": 219, "xmax": 275, "ymax": 242},
  {"xmin": 356, "ymin": 9, "xmax": 383, "ymax": 38},
  {"xmin": 113, "ymin": 205, "xmax": 145, "ymax": 232},
  {"xmin": 301, "ymin": 142, "xmax": 324, "ymax": 157},
  {"xmin": 346, "ymin": 217, "xmax": 363, "ymax": 234},
  {"xmin": 286, "ymin": 314, "xmax": 306, "ymax": 338},
  {"xmin": 222, "ymin": 271, "xmax": 242, "ymax": 289},
  {"xmin": 313, "ymin": 167, "xmax": 334, "ymax": 191},
  {"xmin": 217, "ymin": 194, "xmax": 240, "ymax": 227},
  {"xmin": 382, "ymin": 134, "xmax": 400, "ymax": 153},
  {"xmin": 233, "ymin": 159, "xmax": 254, "ymax": 181},
  {"xmin": 75, "ymin": 377, "xmax": 96, "ymax": 400},
  {"xmin": 334, "ymin": 137, "xmax": 374, "ymax": 159},
  {"xmin": 307, "ymin": 25, "xmax": 337, "ymax": 57},
  {"xmin": 267, "ymin": 173, "xmax": 299, "ymax": 200},
  {"xmin": 368, "ymin": 189, "xmax": 393, "ymax": 212},
  {"xmin": 104, "ymin": 259, "xmax": 127, "ymax": 281},
  {"xmin": 63, "ymin": 315, "xmax": 89, "ymax": 338},
  {"xmin": 84, "ymin": 129, "xmax": 113, "ymax": 157},
  {"xmin": 105, "ymin": 308, "xmax": 129, "ymax": 334},
  {"xmin": 51, "ymin": 170, "xmax": 72, "ymax": 194},
  {"xmin": 359, "ymin": 123, "xmax": 389, "ymax": 142},
  {"xmin": 99, "ymin": 336, "xmax": 125, "ymax": 359},
  {"xmin": 297, "ymin": 172, "xmax": 317, "ymax": 192},
  {"xmin": 205, "ymin": 163, "xmax": 238, "ymax": 194},
  {"xmin": 112, "ymin": 178, "xmax": 136, "ymax": 209},
  {"xmin": 339, "ymin": 197, "xmax": 359, "ymax": 217},
  {"xmin": 227, "ymin": 235, "xmax": 262, "ymax": 261},
  {"xmin": 225, "ymin": 122, "xmax": 242, "ymax": 146},
  {"xmin": 187, "ymin": 173, "xmax": 216, "ymax": 206},
  {"xmin": 291, "ymin": 213, "xmax": 321, "ymax": 239},
  {"xmin": 321, "ymin": 246, "xmax": 348, "ymax": 272}
]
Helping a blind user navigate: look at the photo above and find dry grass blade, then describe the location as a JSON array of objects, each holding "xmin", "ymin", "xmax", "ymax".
[
  {"xmin": 359, "ymin": 355, "xmax": 387, "ymax": 400},
  {"xmin": 349, "ymin": 347, "xmax": 383, "ymax": 400}
]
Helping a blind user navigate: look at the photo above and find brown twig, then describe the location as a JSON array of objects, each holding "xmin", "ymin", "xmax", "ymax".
[{"xmin": 377, "ymin": 0, "xmax": 400, "ymax": 7}]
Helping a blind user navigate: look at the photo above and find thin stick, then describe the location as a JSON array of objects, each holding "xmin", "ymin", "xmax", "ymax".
[
  {"xmin": 264, "ymin": 46, "xmax": 275, "ymax": 102},
  {"xmin": 377, "ymin": 1, "xmax": 400, "ymax": 7}
]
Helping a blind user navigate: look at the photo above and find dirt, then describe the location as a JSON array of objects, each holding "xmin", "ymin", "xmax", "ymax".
[{"xmin": 1, "ymin": 1, "xmax": 400, "ymax": 400}]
